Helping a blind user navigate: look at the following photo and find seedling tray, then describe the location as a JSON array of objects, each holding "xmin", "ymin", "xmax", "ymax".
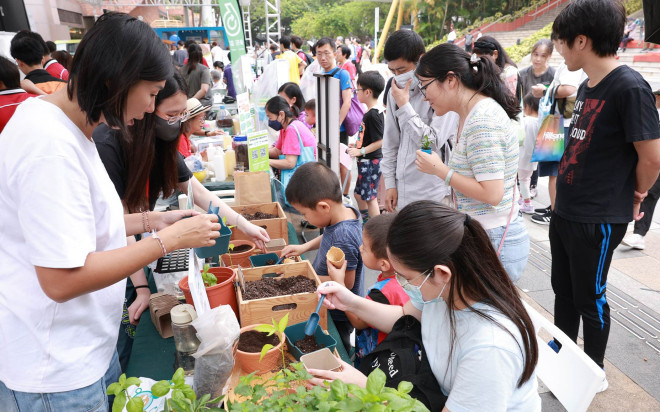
[{"xmin": 285, "ymin": 321, "xmax": 337, "ymax": 361}]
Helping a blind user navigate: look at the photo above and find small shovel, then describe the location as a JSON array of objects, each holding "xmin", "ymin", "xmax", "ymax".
[{"xmin": 304, "ymin": 294, "xmax": 326, "ymax": 336}]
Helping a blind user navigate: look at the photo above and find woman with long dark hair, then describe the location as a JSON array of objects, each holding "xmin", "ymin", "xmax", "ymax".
[
  {"xmin": 0, "ymin": 13, "xmax": 219, "ymax": 410},
  {"xmin": 278, "ymin": 82, "xmax": 309, "ymax": 127},
  {"xmin": 413, "ymin": 43, "xmax": 529, "ymax": 282},
  {"xmin": 267, "ymin": 95, "xmax": 317, "ymax": 173},
  {"xmin": 308, "ymin": 201, "xmax": 540, "ymax": 410},
  {"xmin": 181, "ymin": 43, "xmax": 212, "ymax": 106},
  {"xmin": 473, "ymin": 35, "xmax": 520, "ymax": 99}
]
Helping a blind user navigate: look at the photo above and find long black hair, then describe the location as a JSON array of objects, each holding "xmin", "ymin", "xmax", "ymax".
[
  {"xmin": 185, "ymin": 43, "xmax": 203, "ymax": 74},
  {"xmin": 387, "ymin": 201, "xmax": 538, "ymax": 388},
  {"xmin": 416, "ymin": 43, "xmax": 521, "ymax": 120},
  {"xmin": 266, "ymin": 95, "xmax": 299, "ymax": 120},
  {"xmin": 68, "ymin": 12, "xmax": 173, "ymax": 132},
  {"xmin": 121, "ymin": 69, "xmax": 188, "ymax": 212},
  {"xmin": 278, "ymin": 82, "xmax": 305, "ymax": 117},
  {"xmin": 472, "ymin": 35, "xmax": 517, "ymax": 70}
]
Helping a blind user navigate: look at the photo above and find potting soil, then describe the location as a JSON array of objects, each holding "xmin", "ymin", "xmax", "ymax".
[
  {"xmin": 242, "ymin": 275, "xmax": 317, "ymax": 300},
  {"xmin": 265, "ymin": 259, "xmax": 276, "ymax": 265},
  {"xmin": 294, "ymin": 335, "xmax": 324, "ymax": 354},
  {"xmin": 237, "ymin": 330, "xmax": 280, "ymax": 353},
  {"xmin": 230, "ymin": 244, "xmax": 253, "ymax": 253},
  {"xmin": 241, "ymin": 211, "xmax": 278, "ymax": 220}
]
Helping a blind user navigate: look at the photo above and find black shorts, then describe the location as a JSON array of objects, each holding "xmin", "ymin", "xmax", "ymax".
[{"xmin": 340, "ymin": 130, "xmax": 348, "ymax": 146}]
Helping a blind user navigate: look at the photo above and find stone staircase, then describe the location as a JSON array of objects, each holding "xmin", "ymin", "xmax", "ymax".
[{"xmin": 488, "ymin": 1, "xmax": 570, "ymax": 48}]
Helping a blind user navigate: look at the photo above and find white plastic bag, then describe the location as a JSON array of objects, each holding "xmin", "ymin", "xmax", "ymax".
[
  {"xmin": 121, "ymin": 377, "xmax": 170, "ymax": 412},
  {"xmin": 300, "ymin": 59, "xmax": 324, "ymax": 102}
]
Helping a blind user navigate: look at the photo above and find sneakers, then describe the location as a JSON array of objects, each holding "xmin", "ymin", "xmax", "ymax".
[
  {"xmin": 548, "ymin": 339, "xmax": 561, "ymax": 353},
  {"xmin": 343, "ymin": 195, "xmax": 352, "ymax": 205},
  {"xmin": 621, "ymin": 233, "xmax": 645, "ymax": 250},
  {"xmin": 534, "ymin": 205, "xmax": 551, "ymax": 214},
  {"xmin": 532, "ymin": 211, "xmax": 552, "ymax": 225},
  {"xmin": 530, "ymin": 186, "xmax": 538, "ymax": 199},
  {"xmin": 520, "ymin": 202, "xmax": 535, "ymax": 214},
  {"xmin": 597, "ymin": 376, "xmax": 609, "ymax": 393}
]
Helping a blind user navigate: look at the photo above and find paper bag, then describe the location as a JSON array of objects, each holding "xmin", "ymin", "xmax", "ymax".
[{"xmin": 234, "ymin": 171, "xmax": 272, "ymax": 205}]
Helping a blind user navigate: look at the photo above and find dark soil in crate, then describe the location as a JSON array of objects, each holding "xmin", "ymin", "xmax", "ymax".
[
  {"xmin": 242, "ymin": 211, "xmax": 279, "ymax": 221},
  {"xmin": 265, "ymin": 259, "xmax": 276, "ymax": 265},
  {"xmin": 294, "ymin": 335, "xmax": 325, "ymax": 354},
  {"xmin": 237, "ymin": 330, "xmax": 280, "ymax": 353},
  {"xmin": 243, "ymin": 275, "xmax": 317, "ymax": 300},
  {"xmin": 230, "ymin": 244, "xmax": 253, "ymax": 253}
]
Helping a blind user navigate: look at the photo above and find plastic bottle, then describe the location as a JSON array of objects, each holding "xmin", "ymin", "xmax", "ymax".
[
  {"xmin": 224, "ymin": 148, "xmax": 236, "ymax": 177},
  {"xmin": 213, "ymin": 150, "xmax": 226, "ymax": 181}
]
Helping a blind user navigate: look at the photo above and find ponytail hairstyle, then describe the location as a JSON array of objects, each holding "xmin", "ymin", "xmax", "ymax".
[
  {"xmin": 185, "ymin": 43, "xmax": 203, "ymax": 74},
  {"xmin": 416, "ymin": 43, "xmax": 521, "ymax": 120},
  {"xmin": 472, "ymin": 35, "xmax": 517, "ymax": 70},
  {"xmin": 266, "ymin": 94, "xmax": 299, "ymax": 120},
  {"xmin": 278, "ymin": 82, "xmax": 305, "ymax": 116},
  {"xmin": 122, "ymin": 69, "xmax": 188, "ymax": 212},
  {"xmin": 387, "ymin": 201, "xmax": 538, "ymax": 388}
]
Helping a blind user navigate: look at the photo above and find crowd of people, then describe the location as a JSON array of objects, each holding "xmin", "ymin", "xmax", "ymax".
[{"xmin": 0, "ymin": 0, "xmax": 659, "ymax": 410}]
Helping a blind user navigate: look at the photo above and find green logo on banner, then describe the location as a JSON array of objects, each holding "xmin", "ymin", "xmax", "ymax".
[{"xmin": 219, "ymin": 0, "xmax": 246, "ymax": 66}]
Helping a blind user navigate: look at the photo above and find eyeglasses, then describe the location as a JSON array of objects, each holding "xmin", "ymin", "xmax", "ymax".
[
  {"xmin": 394, "ymin": 268, "xmax": 433, "ymax": 292},
  {"xmin": 355, "ymin": 88, "xmax": 365, "ymax": 92},
  {"xmin": 316, "ymin": 51, "xmax": 334, "ymax": 58},
  {"xmin": 156, "ymin": 109, "xmax": 190, "ymax": 125},
  {"xmin": 418, "ymin": 79, "xmax": 437, "ymax": 98}
]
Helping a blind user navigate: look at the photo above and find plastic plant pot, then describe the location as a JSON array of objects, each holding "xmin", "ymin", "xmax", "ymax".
[
  {"xmin": 178, "ymin": 267, "xmax": 239, "ymax": 319},
  {"xmin": 194, "ymin": 216, "xmax": 232, "ymax": 259},
  {"xmin": 300, "ymin": 348, "xmax": 342, "ymax": 372},
  {"xmin": 421, "ymin": 148, "xmax": 432, "ymax": 154},
  {"xmin": 284, "ymin": 321, "xmax": 337, "ymax": 361},
  {"xmin": 249, "ymin": 253, "xmax": 280, "ymax": 267},
  {"xmin": 220, "ymin": 239, "xmax": 256, "ymax": 268},
  {"xmin": 235, "ymin": 324, "xmax": 285, "ymax": 375}
]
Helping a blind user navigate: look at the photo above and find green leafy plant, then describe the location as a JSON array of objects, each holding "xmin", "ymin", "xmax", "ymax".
[
  {"xmin": 254, "ymin": 312, "xmax": 289, "ymax": 369},
  {"xmin": 227, "ymin": 363, "xmax": 429, "ymax": 412},
  {"xmin": 201, "ymin": 264, "xmax": 217, "ymax": 287},
  {"xmin": 108, "ymin": 368, "xmax": 224, "ymax": 412},
  {"xmin": 226, "ymin": 243, "xmax": 235, "ymax": 266},
  {"xmin": 421, "ymin": 134, "xmax": 432, "ymax": 150}
]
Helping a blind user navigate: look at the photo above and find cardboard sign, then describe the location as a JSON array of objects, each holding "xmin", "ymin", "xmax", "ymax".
[{"xmin": 247, "ymin": 130, "xmax": 269, "ymax": 172}]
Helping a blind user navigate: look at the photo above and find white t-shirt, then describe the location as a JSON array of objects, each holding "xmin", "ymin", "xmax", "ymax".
[
  {"xmin": 448, "ymin": 31, "xmax": 457, "ymax": 42},
  {"xmin": 418, "ymin": 300, "xmax": 541, "ymax": 412},
  {"xmin": 553, "ymin": 62, "xmax": 586, "ymax": 127},
  {"xmin": 0, "ymin": 98, "xmax": 127, "ymax": 392}
]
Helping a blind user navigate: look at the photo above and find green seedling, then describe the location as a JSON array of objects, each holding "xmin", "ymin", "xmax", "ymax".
[
  {"xmin": 201, "ymin": 264, "xmax": 217, "ymax": 287},
  {"xmin": 421, "ymin": 134, "xmax": 432, "ymax": 150},
  {"xmin": 254, "ymin": 312, "xmax": 289, "ymax": 369}
]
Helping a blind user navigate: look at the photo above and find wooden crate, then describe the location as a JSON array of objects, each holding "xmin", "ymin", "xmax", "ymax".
[
  {"xmin": 231, "ymin": 202, "xmax": 288, "ymax": 244},
  {"xmin": 237, "ymin": 261, "xmax": 326, "ymax": 330}
]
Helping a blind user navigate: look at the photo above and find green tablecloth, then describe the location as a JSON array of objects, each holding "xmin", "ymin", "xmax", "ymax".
[{"xmin": 125, "ymin": 221, "xmax": 349, "ymax": 380}]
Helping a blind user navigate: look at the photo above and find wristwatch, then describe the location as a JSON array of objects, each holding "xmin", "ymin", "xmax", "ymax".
[{"xmin": 360, "ymin": 147, "xmax": 366, "ymax": 156}]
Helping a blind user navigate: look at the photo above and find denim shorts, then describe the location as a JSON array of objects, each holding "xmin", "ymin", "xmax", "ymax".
[
  {"xmin": 0, "ymin": 350, "xmax": 121, "ymax": 412},
  {"xmin": 354, "ymin": 158, "xmax": 382, "ymax": 201},
  {"xmin": 486, "ymin": 214, "xmax": 530, "ymax": 283},
  {"xmin": 537, "ymin": 161, "xmax": 559, "ymax": 177}
]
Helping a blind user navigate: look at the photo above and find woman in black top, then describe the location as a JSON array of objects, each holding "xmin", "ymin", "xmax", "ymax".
[{"xmin": 518, "ymin": 39, "xmax": 556, "ymax": 97}]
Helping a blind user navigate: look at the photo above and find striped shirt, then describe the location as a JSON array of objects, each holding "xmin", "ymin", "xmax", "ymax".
[{"xmin": 449, "ymin": 98, "xmax": 519, "ymax": 230}]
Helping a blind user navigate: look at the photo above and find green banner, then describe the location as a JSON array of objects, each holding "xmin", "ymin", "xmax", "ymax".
[{"xmin": 219, "ymin": 0, "xmax": 246, "ymax": 67}]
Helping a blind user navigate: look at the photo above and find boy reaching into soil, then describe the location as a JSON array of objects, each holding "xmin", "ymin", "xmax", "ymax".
[
  {"xmin": 327, "ymin": 213, "xmax": 409, "ymax": 367},
  {"xmin": 280, "ymin": 162, "xmax": 364, "ymax": 353}
]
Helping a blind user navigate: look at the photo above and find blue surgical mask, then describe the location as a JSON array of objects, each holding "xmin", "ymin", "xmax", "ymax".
[
  {"xmin": 268, "ymin": 119, "xmax": 283, "ymax": 131},
  {"xmin": 397, "ymin": 269, "xmax": 447, "ymax": 306}
]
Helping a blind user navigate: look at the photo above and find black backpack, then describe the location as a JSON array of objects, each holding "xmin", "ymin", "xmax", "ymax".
[{"xmin": 358, "ymin": 315, "xmax": 447, "ymax": 411}]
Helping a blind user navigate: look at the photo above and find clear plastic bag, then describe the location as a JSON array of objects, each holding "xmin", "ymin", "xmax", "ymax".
[{"xmin": 191, "ymin": 305, "xmax": 240, "ymax": 403}]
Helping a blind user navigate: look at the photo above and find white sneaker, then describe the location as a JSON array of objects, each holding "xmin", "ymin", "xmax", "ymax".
[
  {"xmin": 621, "ymin": 233, "xmax": 645, "ymax": 250},
  {"xmin": 597, "ymin": 376, "xmax": 609, "ymax": 393}
]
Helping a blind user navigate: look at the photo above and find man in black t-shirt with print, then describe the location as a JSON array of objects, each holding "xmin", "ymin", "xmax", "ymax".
[{"xmin": 550, "ymin": 0, "xmax": 660, "ymax": 392}]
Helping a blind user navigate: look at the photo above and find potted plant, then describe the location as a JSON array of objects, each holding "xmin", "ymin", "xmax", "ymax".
[
  {"xmin": 235, "ymin": 313, "xmax": 288, "ymax": 375},
  {"xmin": 221, "ymin": 240, "xmax": 256, "ymax": 268},
  {"xmin": 179, "ymin": 264, "xmax": 239, "ymax": 318},
  {"xmin": 421, "ymin": 134, "xmax": 432, "ymax": 154}
]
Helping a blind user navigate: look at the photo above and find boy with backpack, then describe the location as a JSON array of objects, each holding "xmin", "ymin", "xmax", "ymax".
[
  {"xmin": 347, "ymin": 71, "xmax": 385, "ymax": 222},
  {"xmin": 381, "ymin": 30, "xmax": 459, "ymax": 211}
]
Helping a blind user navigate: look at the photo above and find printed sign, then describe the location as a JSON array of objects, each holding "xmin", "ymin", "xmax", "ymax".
[
  {"xmin": 236, "ymin": 92, "xmax": 254, "ymax": 134},
  {"xmin": 247, "ymin": 131, "xmax": 269, "ymax": 172}
]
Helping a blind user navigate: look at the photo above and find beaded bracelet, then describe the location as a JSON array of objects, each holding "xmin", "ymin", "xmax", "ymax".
[
  {"xmin": 142, "ymin": 211, "xmax": 152, "ymax": 233},
  {"xmin": 151, "ymin": 231, "xmax": 167, "ymax": 257}
]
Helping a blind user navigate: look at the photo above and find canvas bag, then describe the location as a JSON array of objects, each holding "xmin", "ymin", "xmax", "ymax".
[
  {"xmin": 330, "ymin": 67, "xmax": 365, "ymax": 136},
  {"xmin": 531, "ymin": 85, "xmax": 565, "ymax": 162},
  {"xmin": 280, "ymin": 123, "xmax": 316, "ymax": 207},
  {"xmin": 358, "ymin": 315, "xmax": 447, "ymax": 411}
]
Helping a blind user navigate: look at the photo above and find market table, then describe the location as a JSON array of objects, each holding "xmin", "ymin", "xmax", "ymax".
[{"xmin": 125, "ymin": 221, "xmax": 349, "ymax": 380}]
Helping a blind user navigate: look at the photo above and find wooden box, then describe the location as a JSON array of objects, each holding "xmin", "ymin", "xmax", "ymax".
[
  {"xmin": 237, "ymin": 261, "xmax": 326, "ymax": 330},
  {"xmin": 231, "ymin": 202, "xmax": 288, "ymax": 244}
]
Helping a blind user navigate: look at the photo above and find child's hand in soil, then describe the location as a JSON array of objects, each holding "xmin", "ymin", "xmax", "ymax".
[
  {"xmin": 280, "ymin": 244, "xmax": 305, "ymax": 258},
  {"xmin": 326, "ymin": 257, "xmax": 347, "ymax": 285},
  {"xmin": 240, "ymin": 220, "xmax": 270, "ymax": 251}
]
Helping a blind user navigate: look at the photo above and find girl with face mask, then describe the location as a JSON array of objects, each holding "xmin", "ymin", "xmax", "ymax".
[
  {"xmin": 94, "ymin": 71, "xmax": 270, "ymax": 371},
  {"xmin": 308, "ymin": 201, "xmax": 541, "ymax": 411},
  {"xmin": 267, "ymin": 95, "xmax": 317, "ymax": 174}
]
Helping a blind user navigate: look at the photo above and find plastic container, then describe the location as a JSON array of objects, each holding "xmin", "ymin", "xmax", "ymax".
[
  {"xmin": 224, "ymin": 149, "xmax": 236, "ymax": 177},
  {"xmin": 421, "ymin": 148, "xmax": 432, "ymax": 154},
  {"xmin": 212, "ymin": 150, "xmax": 226, "ymax": 181},
  {"xmin": 171, "ymin": 304, "xmax": 201, "ymax": 375},
  {"xmin": 249, "ymin": 253, "xmax": 280, "ymax": 267},
  {"xmin": 216, "ymin": 105, "xmax": 234, "ymax": 134},
  {"xmin": 233, "ymin": 135, "xmax": 249, "ymax": 171},
  {"xmin": 236, "ymin": 324, "xmax": 285, "ymax": 375},
  {"xmin": 284, "ymin": 321, "xmax": 337, "ymax": 361},
  {"xmin": 178, "ymin": 267, "xmax": 239, "ymax": 319},
  {"xmin": 232, "ymin": 116, "xmax": 241, "ymax": 135},
  {"xmin": 220, "ymin": 239, "xmax": 256, "ymax": 268},
  {"xmin": 194, "ymin": 215, "xmax": 231, "ymax": 259}
]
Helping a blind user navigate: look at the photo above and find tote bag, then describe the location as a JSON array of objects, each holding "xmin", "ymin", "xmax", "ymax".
[
  {"xmin": 330, "ymin": 68, "xmax": 365, "ymax": 136},
  {"xmin": 280, "ymin": 123, "xmax": 316, "ymax": 207},
  {"xmin": 531, "ymin": 86, "xmax": 565, "ymax": 162}
]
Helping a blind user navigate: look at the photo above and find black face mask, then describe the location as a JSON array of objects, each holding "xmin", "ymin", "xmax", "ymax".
[{"xmin": 154, "ymin": 116, "xmax": 181, "ymax": 142}]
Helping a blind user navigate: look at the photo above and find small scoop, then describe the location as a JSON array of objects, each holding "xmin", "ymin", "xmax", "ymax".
[{"xmin": 304, "ymin": 294, "xmax": 326, "ymax": 336}]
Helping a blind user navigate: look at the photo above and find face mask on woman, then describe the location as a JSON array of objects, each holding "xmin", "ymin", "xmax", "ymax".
[
  {"xmin": 154, "ymin": 116, "xmax": 181, "ymax": 142},
  {"xmin": 398, "ymin": 269, "xmax": 447, "ymax": 306},
  {"xmin": 268, "ymin": 115, "xmax": 284, "ymax": 131}
]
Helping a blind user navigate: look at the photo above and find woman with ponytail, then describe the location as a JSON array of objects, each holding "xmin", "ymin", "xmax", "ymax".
[
  {"xmin": 267, "ymin": 95, "xmax": 317, "ymax": 173},
  {"xmin": 309, "ymin": 201, "xmax": 541, "ymax": 411},
  {"xmin": 413, "ymin": 43, "xmax": 529, "ymax": 283},
  {"xmin": 473, "ymin": 35, "xmax": 520, "ymax": 99}
]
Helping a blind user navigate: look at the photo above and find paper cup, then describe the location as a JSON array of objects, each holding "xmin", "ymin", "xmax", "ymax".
[{"xmin": 326, "ymin": 246, "xmax": 345, "ymax": 268}]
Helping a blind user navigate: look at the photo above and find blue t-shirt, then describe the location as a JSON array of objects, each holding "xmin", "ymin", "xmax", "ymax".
[
  {"xmin": 325, "ymin": 67, "xmax": 352, "ymax": 132},
  {"xmin": 312, "ymin": 205, "xmax": 364, "ymax": 321},
  {"xmin": 224, "ymin": 65, "xmax": 236, "ymax": 98}
]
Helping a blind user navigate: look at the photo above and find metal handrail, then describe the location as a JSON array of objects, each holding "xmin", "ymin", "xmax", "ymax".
[{"xmin": 530, "ymin": 0, "xmax": 566, "ymax": 18}]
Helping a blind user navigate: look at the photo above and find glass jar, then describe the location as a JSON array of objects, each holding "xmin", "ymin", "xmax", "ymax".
[
  {"xmin": 233, "ymin": 135, "xmax": 249, "ymax": 171},
  {"xmin": 171, "ymin": 304, "xmax": 200, "ymax": 354}
]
